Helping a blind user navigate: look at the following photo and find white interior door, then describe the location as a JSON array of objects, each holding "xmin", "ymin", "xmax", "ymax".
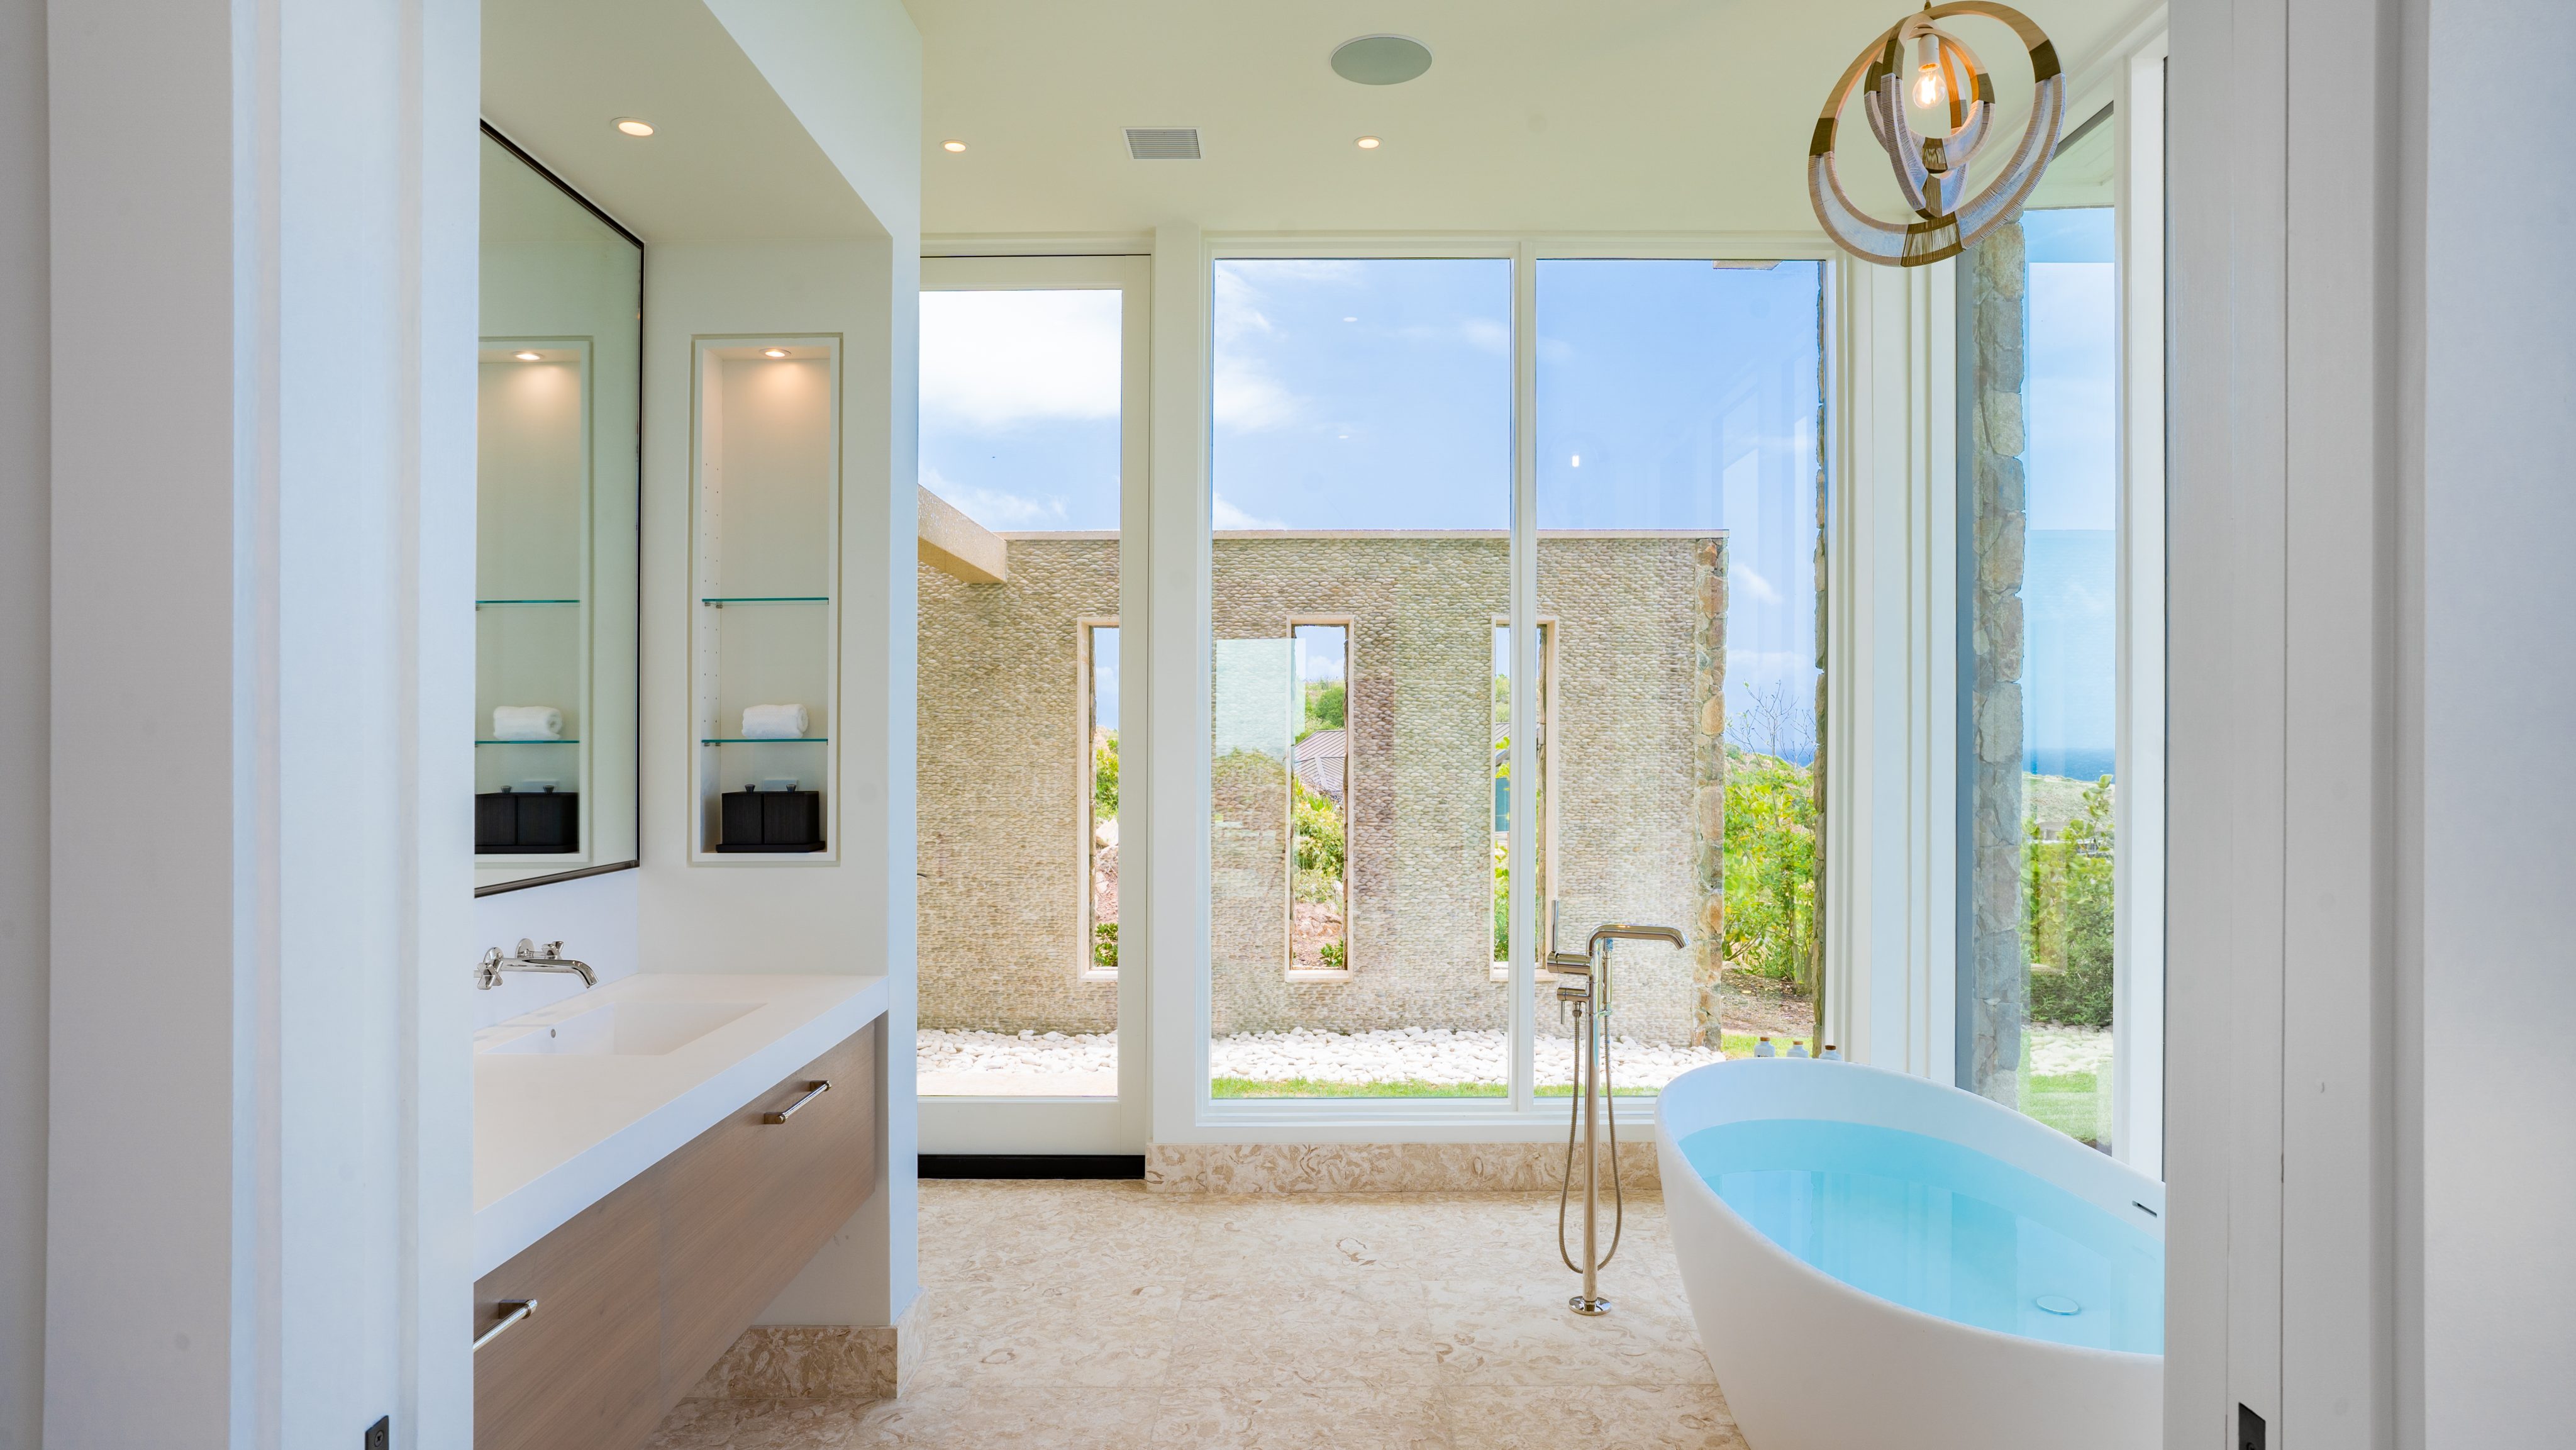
[{"xmin": 915, "ymin": 254, "xmax": 1150, "ymax": 1155}]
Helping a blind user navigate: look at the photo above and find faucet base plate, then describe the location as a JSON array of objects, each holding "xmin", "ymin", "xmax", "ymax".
[{"xmin": 1568, "ymin": 1294, "xmax": 1614, "ymax": 1317}]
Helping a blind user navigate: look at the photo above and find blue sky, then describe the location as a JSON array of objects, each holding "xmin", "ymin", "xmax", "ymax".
[
  {"xmin": 919, "ymin": 232, "xmax": 2114, "ymax": 772},
  {"xmin": 2022, "ymin": 209, "xmax": 2119, "ymax": 775}
]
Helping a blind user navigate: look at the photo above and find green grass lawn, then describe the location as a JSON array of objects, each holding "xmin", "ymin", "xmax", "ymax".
[{"xmin": 2021, "ymin": 1069, "xmax": 2109, "ymax": 1148}]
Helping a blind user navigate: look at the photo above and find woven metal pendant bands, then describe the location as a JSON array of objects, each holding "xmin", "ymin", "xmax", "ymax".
[{"xmin": 1809, "ymin": 3, "xmax": 2065, "ymax": 267}]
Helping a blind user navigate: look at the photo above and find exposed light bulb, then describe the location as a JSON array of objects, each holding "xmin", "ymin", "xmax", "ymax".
[
  {"xmin": 762, "ymin": 347, "xmax": 789, "ymax": 359},
  {"xmin": 614, "ymin": 117, "xmax": 655, "ymax": 137},
  {"xmin": 1571, "ymin": 454, "xmax": 1582, "ymax": 468},
  {"xmin": 941, "ymin": 140, "xmax": 967, "ymax": 153},
  {"xmin": 513, "ymin": 350, "xmax": 542, "ymax": 362},
  {"xmin": 1911, "ymin": 33, "xmax": 1946, "ymax": 109},
  {"xmin": 1355, "ymin": 135, "xmax": 1382, "ymax": 150}
]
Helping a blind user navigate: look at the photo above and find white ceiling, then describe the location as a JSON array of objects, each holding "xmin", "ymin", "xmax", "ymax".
[
  {"xmin": 909, "ymin": 0, "xmax": 2151, "ymax": 240},
  {"xmin": 483, "ymin": 0, "xmax": 877, "ymax": 243}
]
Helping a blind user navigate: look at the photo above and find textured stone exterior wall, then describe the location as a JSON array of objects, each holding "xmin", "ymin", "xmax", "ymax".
[
  {"xmin": 917, "ymin": 541, "xmax": 1119, "ymax": 1034},
  {"xmin": 1964, "ymin": 223, "xmax": 2029, "ymax": 1105},
  {"xmin": 918, "ymin": 533, "xmax": 1723, "ymax": 1046}
]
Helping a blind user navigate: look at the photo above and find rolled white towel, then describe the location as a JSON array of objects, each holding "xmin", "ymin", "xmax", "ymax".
[
  {"xmin": 491, "ymin": 705, "xmax": 562, "ymax": 740},
  {"xmin": 740, "ymin": 703, "xmax": 809, "ymax": 740}
]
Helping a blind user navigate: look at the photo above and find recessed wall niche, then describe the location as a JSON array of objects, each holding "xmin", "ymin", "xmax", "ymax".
[
  {"xmin": 690, "ymin": 337, "xmax": 840, "ymax": 860},
  {"xmin": 475, "ymin": 126, "xmax": 641, "ymax": 892}
]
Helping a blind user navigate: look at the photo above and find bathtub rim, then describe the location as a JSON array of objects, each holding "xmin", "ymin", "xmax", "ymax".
[{"xmin": 1655, "ymin": 1057, "xmax": 2164, "ymax": 1368}]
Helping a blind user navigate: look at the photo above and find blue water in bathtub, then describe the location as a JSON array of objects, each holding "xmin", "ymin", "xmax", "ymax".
[{"xmin": 1679, "ymin": 1119, "xmax": 2163, "ymax": 1353}]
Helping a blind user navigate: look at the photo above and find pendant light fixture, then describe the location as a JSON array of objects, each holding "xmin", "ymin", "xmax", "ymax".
[{"xmin": 1807, "ymin": 3, "xmax": 2065, "ymax": 267}]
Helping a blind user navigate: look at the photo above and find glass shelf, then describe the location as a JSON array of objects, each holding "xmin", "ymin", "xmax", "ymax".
[
  {"xmin": 475, "ymin": 598, "xmax": 581, "ymax": 606},
  {"xmin": 699, "ymin": 596, "xmax": 830, "ymax": 605},
  {"xmin": 700, "ymin": 737, "xmax": 828, "ymax": 745},
  {"xmin": 476, "ymin": 738, "xmax": 581, "ymax": 745}
]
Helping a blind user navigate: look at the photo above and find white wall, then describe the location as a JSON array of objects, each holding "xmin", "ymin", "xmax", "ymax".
[
  {"xmin": 2416, "ymin": 1, "xmax": 2576, "ymax": 1441},
  {"xmin": 0, "ymin": 1, "xmax": 47, "ymax": 1444},
  {"xmin": 41, "ymin": 0, "xmax": 479, "ymax": 1444},
  {"xmin": 2167, "ymin": 0, "xmax": 2576, "ymax": 1445},
  {"xmin": 469, "ymin": 869, "xmax": 641, "ymax": 1029}
]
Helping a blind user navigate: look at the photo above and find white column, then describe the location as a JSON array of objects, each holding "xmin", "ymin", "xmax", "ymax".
[
  {"xmin": 1145, "ymin": 222, "xmax": 1211, "ymax": 1147},
  {"xmin": 1822, "ymin": 257, "xmax": 1958, "ymax": 1079},
  {"xmin": 43, "ymin": 1, "xmax": 479, "ymax": 1444}
]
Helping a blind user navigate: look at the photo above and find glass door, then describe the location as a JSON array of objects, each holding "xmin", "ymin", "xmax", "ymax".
[{"xmin": 915, "ymin": 254, "xmax": 1149, "ymax": 1154}]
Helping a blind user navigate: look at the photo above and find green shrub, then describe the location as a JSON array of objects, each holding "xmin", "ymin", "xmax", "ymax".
[
  {"xmin": 1723, "ymin": 746, "xmax": 1819, "ymax": 993},
  {"xmin": 2025, "ymin": 776, "xmax": 2114, "ymax": 1027}
]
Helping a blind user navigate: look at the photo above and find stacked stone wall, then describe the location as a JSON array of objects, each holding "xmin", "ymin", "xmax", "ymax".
[{"xmin": 918, "ymin": 533, "xmax": 1724, "ymax": 1046}]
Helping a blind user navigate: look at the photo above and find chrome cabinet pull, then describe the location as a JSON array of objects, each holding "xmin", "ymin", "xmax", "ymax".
[
  {"xmin": 762, "ymin": 1079, "xmax": 831, "ymax": 1124},
  {"xmin": 472, "ymin": 1298, "xmax": 536, "ymax": 1351}
]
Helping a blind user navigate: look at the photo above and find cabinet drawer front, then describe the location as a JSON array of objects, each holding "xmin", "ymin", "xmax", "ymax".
[
  {"xmin": 658, "ymin": 1027, "xmax": 878, "ymax": 1404},
  {"xmin": 473, "ymin": 1175, "xmax": 663, "ymax": 1450}
]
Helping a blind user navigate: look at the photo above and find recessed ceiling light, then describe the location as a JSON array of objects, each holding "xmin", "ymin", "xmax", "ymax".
[
  {"xmin": 941, "ymin": 139, "xmax": 967, "ymax": 153},
  {"xmin": 762, "ymin": 347, "xmax": 789, "ymax": 359},
  {"xmin": 513, "ymin": 350, "xmax": 542, "ymax": 362},
  {"xmin": 1355, "ymin": 135, "xmax": 1382, "ymax": 150},
  {"xmin": 613, "ymin": 118, "xmax": 655, "ymax": 137},
  {"xmin": 1331, "ymin": 35, "xmax": 1433, "ymax": 86}
]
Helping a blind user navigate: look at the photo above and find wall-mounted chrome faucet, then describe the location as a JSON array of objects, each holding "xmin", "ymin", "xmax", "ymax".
[{"xmin": 475, "ymin": 938, "xmax": 596, "ymax": 991}]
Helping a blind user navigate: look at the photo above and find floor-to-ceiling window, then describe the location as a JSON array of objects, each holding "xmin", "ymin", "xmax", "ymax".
[
  {"xmin": 1535, "ymin": 259, "xmax": 1827, "ymax": 1091},
  {"xmin": 1199, "ymin": 248, "xmax": 1826, "ymax": 1108},
  {"xmin": 1207, "ymin": 255, "xmax": 1514, "ymax": 1098},
  {"xmin": 916, "ymin": 281, "xmax": 1126, "ymax": 1100},
  {"xmin": 1958, "ymin": 93, "xmax": 2163, "ymax": 1161}
]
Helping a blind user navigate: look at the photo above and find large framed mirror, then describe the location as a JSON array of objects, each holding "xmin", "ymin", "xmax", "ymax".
[{"xmin": 474, "ymin": 124, "xmax": 641, "ymax": 893}]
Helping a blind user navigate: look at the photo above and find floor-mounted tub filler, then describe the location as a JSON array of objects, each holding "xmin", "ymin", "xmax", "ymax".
[{"xmin": 1657, "ymin": 1059, "xmax": 2162, "ymax": 1450}]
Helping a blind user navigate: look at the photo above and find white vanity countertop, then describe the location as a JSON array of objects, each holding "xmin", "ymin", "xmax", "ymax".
[{"xmin": 472, "ymin": 971, "xmax": 889, "ymax": 1278}]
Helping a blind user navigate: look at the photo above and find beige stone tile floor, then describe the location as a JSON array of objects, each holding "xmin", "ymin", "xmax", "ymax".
[{"xmin": 648, "ymin": 1179, "xmax": 1748, "ymax": 1449}]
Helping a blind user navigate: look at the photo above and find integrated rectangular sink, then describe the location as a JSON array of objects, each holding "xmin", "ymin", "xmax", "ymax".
[{"xmin": 483, "ymin": 1000, "xmax": 758, "ymax": 1057}]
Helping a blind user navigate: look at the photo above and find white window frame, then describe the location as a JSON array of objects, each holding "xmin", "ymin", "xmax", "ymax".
[
  {"xmin": 916, "ymin": 252, "xmax": 1152, "ymax": 1157},
  {"xmin": 1153, "ymin": 233, "xmax": 1836, "ymax": 1142}
]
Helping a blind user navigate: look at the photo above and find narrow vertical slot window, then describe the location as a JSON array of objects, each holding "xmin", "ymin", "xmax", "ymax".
[
  {"xmin": 1084, "ymin": 622, "xmax": 1121, "ymax": 979},
  {"xmin": 1290, "ymin": 622, "xmax": 1350, "ymax": 977}
]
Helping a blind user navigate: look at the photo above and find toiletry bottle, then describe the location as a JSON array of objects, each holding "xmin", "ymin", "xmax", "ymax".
[{"xmin": 1755, "ymin": 1036, "xmax": 1775, "ymax": 1057}]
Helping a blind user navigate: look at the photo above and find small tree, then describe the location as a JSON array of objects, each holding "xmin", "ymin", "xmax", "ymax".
[{"xmin": 2026, "ymin": 776, "xmax": 2115, "ymax": 1027}]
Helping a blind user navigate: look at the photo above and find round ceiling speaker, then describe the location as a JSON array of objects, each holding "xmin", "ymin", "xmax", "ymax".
[{"xmin": 1331, "ymin": 34, "xmax": 1433, "ymax": 85}]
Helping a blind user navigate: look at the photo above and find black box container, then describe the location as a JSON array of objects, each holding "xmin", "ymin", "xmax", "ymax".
[
  {"xmin": 475, "ymin": 789, "xmax": 579, "ymax": 854},
  {"xmin": 718, "ymin": 786, "xmax": 824, "ymax": 852}
]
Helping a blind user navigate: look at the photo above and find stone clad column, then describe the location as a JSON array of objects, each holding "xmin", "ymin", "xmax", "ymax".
[
  {"xmin": 1691, "ymin": 538, "xmax": 1729, "ymax": 1044},
  {"xmin": 1965, "ymin": 223, "xmax": 2029, "ymax": 1105}
]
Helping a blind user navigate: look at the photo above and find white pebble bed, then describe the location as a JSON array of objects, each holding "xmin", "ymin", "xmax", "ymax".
[
  {"xmin": 2025, "ymin": 1023, "xmax": 2114, "ymax": 1078},
  {"xmin": 918, "ymin": 1025, "xmax": 1727, "ymax": 1095}
]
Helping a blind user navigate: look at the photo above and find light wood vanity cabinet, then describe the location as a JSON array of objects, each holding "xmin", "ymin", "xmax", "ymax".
[{"xmin": 474, "ymin": 1027, "xmax": 879, "ymax": 1450}]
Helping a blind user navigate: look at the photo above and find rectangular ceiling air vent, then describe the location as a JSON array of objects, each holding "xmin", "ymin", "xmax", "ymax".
[{"xmin": 1124, "ymin": 128, "xmax": 1202, "ymax": 160}]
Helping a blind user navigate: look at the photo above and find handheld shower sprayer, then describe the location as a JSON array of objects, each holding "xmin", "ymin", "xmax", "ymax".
[{"xmin": 1554, "ymin": 918, "xmax": 1687, "ymax": 1316}]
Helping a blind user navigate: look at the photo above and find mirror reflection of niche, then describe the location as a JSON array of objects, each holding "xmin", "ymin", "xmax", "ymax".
[{"xmin": 476, "ymin": 127, "xmax": 641, "ymax": 891}]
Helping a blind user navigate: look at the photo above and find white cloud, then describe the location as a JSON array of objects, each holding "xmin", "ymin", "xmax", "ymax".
[
  {"xmin": 922, "ymin": 467, "xmax": 1070, "ymax": 530},
  {"xmin": 1732, "ymin": 566, "xmax": 1783, "ymax": 605},
  {"xmin": 920, "ymin": 289, "xmax": 1122, "ymax": 428},
  {"xmin": 1211, "ymin": 493, "xmax": 1287, "ymax": 530}
]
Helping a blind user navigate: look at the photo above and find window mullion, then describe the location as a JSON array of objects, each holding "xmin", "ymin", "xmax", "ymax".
[{"xmin": 1509, "ymin": 240, "xmax": 1540, "ymax": 1113}]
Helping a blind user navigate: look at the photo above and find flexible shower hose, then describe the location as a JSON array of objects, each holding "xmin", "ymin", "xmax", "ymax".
[{"xmin": 1557, "ymin": 1000, "xmax": 1625, "ymax": 1275}]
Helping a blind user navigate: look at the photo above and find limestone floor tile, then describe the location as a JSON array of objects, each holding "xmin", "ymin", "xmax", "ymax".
[
  {"xmin": 649, "ymin": 1388, "xmax": 1159, "ymax": 1450},
  {"xmin": 919, "ymin": 1181, "xmax": 1209, "ymax": 1286},
  {"xmin": 1166, "ymin": 1274, "xmax": 1442, "ymax": 1387},
  {"xmin": 908, "ymin": 1278, "xmax": 1186, "ymax": 1388},
  {"xmin": 1146, "ymin": 1386, "xmax": 1451, "ymax": 1450},
  {"xmin": 1424, "ymin": 1275, "xmax": 1717, "ymax": 1386},
  {"xmin": 1438, "ymin": 1385, "xmax": 1748, "ymax": 1450},
  {"xmin": 647, "ymin": 1397, "xmax": 876, "ymax": 1450}
]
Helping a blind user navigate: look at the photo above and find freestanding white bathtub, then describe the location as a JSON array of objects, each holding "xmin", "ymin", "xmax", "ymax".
[{"xmin": 1656, "ymin": 1059, "xmax": 2163, "ymax": 1450}]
